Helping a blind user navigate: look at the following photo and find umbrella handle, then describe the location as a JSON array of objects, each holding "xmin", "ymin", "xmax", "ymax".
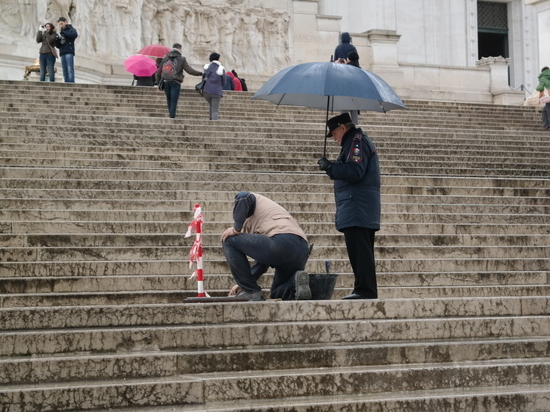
[{"xmin": 323, "ymin": 96, "xmax": 330, "ymax": 158}]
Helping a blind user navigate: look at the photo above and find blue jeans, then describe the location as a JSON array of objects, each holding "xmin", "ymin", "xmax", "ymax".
[
  {"xmin": 60, "ymin": 53, "xmax": 75, "ymax": 82},
  {"xmin": 163, "ymin": 80, "xmax": 181, "ymax": 118},
  {"xmin": 39, "ymin": 53, "xmax": 56, "ymax": 82},
  {"xmin": 222, "ymin": 233, "xmax": 309, "ymax": 300}
]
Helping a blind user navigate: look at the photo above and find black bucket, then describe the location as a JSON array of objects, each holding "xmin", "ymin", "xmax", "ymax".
[{"xmin": 309, "ymin": 273, "xmax": 338, "ymax": 300}]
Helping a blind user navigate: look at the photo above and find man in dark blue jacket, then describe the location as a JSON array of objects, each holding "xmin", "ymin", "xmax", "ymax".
[
  {"xmin": 318, "ymin": 113, "xmax": 381, "ymax": 299},
  {"xmin": 56, "ymin": 17, "xmax": 78, "ymax": 83},
  {"xmin": 334, "ymin": 32, "xmax": 357, "ymax": 62}
]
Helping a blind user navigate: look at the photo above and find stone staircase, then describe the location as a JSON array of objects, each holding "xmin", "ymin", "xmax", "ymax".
[{"xmin": 0, "ymin": 80, "xmax": 549, "ymax": 411}]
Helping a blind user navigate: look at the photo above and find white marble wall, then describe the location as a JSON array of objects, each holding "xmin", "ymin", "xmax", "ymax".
[{"xmin": 0, "ymin": 0, "xmax": 543, "ymax": 103}]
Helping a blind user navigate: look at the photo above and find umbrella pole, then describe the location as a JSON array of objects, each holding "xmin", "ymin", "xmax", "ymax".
[{"xmin": 323, "ymin": 96, "xmax": 330, "ymax": 158}]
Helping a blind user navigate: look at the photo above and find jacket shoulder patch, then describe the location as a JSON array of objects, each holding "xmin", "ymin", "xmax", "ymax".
[{"xmin": 348, "ymin": 133, "xmax": 363, "ymax": 163}]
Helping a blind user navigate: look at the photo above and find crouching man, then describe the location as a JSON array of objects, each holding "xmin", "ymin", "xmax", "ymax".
[{"xmin": 221, "ymin": 191, "xmax": 311, "ymax": 301}]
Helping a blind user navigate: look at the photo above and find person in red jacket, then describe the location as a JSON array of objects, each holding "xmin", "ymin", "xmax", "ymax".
[{"xmin": 226, "ymin": 71, "xmax": 243, "ymax": 91}]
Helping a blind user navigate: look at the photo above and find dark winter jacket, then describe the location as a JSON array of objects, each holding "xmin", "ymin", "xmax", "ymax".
[
  {"xmin": 325, "ymin": 127, "xmax": 381, "ymax": 231},
  {"xmin": 36, "ymin": 30, "xmax": 58, "ymax": 56},
  {"xmin": 56, "ymin": 24, "xmax": 78, "ymax": 56},
  {"xmin": 334, "ymin": 32, "xmax": 357, "ymax": 61},
  {"xmin": 156, "ymin": 49, "xmax": 202, "ymax": 84},
  {"xmin": 202, "ymin": 61, "xmax": 226, "ymax": 96}
]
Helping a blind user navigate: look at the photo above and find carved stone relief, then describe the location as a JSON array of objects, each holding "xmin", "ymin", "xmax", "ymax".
[{"xmin": 2, "ymin": 0, "xmax": 291, "ymax": 74}]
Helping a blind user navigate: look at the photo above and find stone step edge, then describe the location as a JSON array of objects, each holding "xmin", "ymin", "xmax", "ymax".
[
  {"xmin": 2, "ymin": 357, "xmax": 549, "ymax": 396},
  {"xmin": 1, "ymin": 300, "xmax": 549, "ymax": 330},
  {"xmin": 2, "ymin": 337, "xmax": 549, "ymax": 386}
]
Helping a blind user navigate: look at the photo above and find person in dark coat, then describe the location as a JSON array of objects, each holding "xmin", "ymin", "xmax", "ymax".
[
  {"xmin": 317, "ymin": 113, "xmax": 381, "ymax": 300},
  {"xmin": 56, "ymin": 17, "xmax": 78, "ymax": 83},
  {"xmin": 36, "ymin": 22, "xmax": 58, "ymax": 82},
  {"xmin": 334, "ymin": 32, "xmax": 357, "ymax": 62},
  {"xmin": 338, "ymin": 50, "xmax": 361, "ymax": 124},
  {"xmin": 202, "ymin": 52, "xmax": 226, "ymax": 120},
  {"xmin": 156, "ymin": 43, "xmax": 202, "ymax": 118}
]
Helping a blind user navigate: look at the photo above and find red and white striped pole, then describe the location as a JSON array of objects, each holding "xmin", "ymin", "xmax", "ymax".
[{"xmin": 185, "ymin": 203, "xmax": 205, "ymax": 297}]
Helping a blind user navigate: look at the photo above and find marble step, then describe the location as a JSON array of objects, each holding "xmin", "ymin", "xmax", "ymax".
[
  {"xmin": 1, "ymin": 336, "xmax": 548, "ymax": 385},
  {"xmin": 3, "ymin": 204, "xmax": 546, "ymax": 225},
  {"xmin": 1, "ymin": 284, "xmax": 550, "ymax": 307},
  {"xmin": 2, "ymin": 178, "xmax": 549, "ymax": 201},
  {"xmin": 2, "ymin": 284, "xmax": 550, "ymax": 307},
  {"xmin": 1, "ymin": 359, "xmax": 549, "ymax": 412},
  {"xmin": 0, "ymin": 256, "xmax": 547, "ymax": 278},
  {"xmin": 2, "ymin": 243, "xmax": 548, "ymax": 263},
  {"xmin": 2, "ymin": 296, "xmax": 547, "ymax": 330},
  {"xmin": 1, "ymin": 271, "xmax": 547, "ymax": 295},
  {"xmin": 83, "ymin": 386, "xmax": 550, "ymax": 412},
  {"xmin": 1, "ymin": 189, "xmax": 548, "ymax": 208},
  {"xmin": 2, "ymin": 220, "xmax": 550, "ymax": 236},
  {"xmin": 1, "ymin": 309, "xmax": 549, "ymax": 356},
  {"xmin": 1, "ymin": 233, "xmax": 548, "ymax": 249},
  {"xmin": 2, "ymin": 170, "xmax": 549, "ymax": 193}
]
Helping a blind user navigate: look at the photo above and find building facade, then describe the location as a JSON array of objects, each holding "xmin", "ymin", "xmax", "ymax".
[{"xmin": 0, "ymin": 0, "xmax": 547, "ymax": 104}]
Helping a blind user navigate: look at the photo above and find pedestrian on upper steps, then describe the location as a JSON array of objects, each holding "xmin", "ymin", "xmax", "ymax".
[
  {"xmin": 156, "ymin": 43, "xmax": 203, "ymax": 119},
  {"xmin": 56, "ymin": 17, "xmax": 78, "ymax": 83},
  {"xmin": 36, "ymin": 22, "xmax": 58, "ymax": 82},
  {"xmin": 536, "ymin": 66, "xmax": 550, "ymax": 130},
  {"xmin": 336, "ymin": 50, "xmax": 361, "ymax": 125},
  {"xmin": 226, "ymin": 71, "xmax": 243, "ymax": 91},
  {"xmin": 317, "ymin": 112, "xmax": 381, "ymax": 300},
  {"xmin": 202, "ymin": 52, "xmax": 226, "ymax": 120},
  {"xmin": 221, "ymin": 191, "xmax": 311, "ymax": 301},
  {"xmin": 334, "ymin": 32, "xmax": 357, "ymax": 62}
]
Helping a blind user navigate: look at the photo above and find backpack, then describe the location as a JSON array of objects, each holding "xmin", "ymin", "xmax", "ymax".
[{"xmin": 161, "ymin": 57, "xmax": 178, "ymax": 80}]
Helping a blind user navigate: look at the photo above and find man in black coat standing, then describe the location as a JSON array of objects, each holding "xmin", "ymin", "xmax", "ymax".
[{"xmin": 318, "ymin": 113, "xmax": 381, "ymax": 299}]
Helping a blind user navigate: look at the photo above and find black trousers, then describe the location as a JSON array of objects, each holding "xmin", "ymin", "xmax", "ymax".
[{"xmin": 342, "ymin": 226, "xmax": 378, "ymax": 298}]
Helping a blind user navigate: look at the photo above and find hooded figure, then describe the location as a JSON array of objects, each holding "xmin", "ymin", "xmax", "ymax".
[{"xmin": 334, "ymin": 32, "xmax": 357, "ymax": 62}]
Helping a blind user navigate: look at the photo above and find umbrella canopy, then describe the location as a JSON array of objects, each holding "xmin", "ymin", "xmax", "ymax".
[
  {"xmin": 252, "ymin": 61, "xmax": 407, "ymax": 113},
  {"xmin": 137, "ymin": 44, "xmax": 170, "ymax": 58},
  {"xmin": 124, "ymin": 54, "xmax": 157, "ymax": 77}
]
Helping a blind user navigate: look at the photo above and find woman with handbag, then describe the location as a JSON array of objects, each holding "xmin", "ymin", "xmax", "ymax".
[
  {"xmin": 36, "ymin": 23, "xmax": 58, "ymax": 82},
  {"xmin": 202, "ymin": 52, "xmax": 226, "ymax": 120}
]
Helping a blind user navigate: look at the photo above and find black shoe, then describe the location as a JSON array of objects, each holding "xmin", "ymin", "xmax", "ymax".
[
  {"xmin": 342, "ymin": 293, "xmax": 375, "ymax": 300},
  {"xmin": 294, "ymin": 270, "xmax": 311, "ymax": 300}
]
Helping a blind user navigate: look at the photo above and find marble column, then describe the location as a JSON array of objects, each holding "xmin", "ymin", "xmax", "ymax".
[{"xmin": 525, "ymin": 0, "xmax": 550, "ymax": 67}]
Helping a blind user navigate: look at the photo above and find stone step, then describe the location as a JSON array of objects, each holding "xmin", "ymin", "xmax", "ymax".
[
  {"xmin": 2, "ymin": 243, "xmax": 548, "ymax": 263},
  {"xmin": 2, "ymin": 297, "xmax": 547, "ymax": 330},
  {"xmin": 1, "ymin": 233, "xmax": 548, "ymax": 249},
  {"xmin": 0, "ymin": 270, "xmax": 547, "ymax": 295},
  {"xmin": 0, "ymin": 336, "xmax": 547, "ymax": 385},
  {"xmin": 1, "ymin": 359, "xmax": 549, "ymax": 411},
  {"xmin": 83, "ymin": 387, "xmax": 550, "ymax": 412},
  {"xmin": 0, "ymin": 256, "xmax": 547, "ymax": 278},
  {"xmin": 2, "ymin": 220, "xmax": 550, "ymax": 236},
  {"xmin": 1, "ymin": 308, "xmax": 549, "ymax": 355},
  {"xmin": 2, "ymin": 177, "xmax": 549, "ymax": 200},
  {"xmin": 3, "ymin": 283, "xmax": 550, "ymax": 307},
  {"xmin": 1, "ymin": 283, "xmax": 549, "ymax": 307}
]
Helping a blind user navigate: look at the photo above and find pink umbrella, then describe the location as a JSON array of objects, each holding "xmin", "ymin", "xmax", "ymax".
[
  {"xmin": 124, "ymin": 54, "xmax": 157, "ymax": 77},
  {"xmin": 137, "ymin": 44, "xmax": 170, "ymax": 58}
]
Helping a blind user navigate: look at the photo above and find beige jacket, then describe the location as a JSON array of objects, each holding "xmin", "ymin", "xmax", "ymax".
[{"xmin": 242, "ymin": 193, "xmax": 307, "ymax": 242}]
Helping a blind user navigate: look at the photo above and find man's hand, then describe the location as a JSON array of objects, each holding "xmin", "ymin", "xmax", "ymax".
[
  {"xmin": 221, "ymin": 227, "xmax": 240, "ymax": 242},
  {"xmin": 228, "ymin": 284, "xmax": 242, "ymax": 296},
  {"xmin": 318, "ymin": 157, "xmax": 332, "ymax": 171}
]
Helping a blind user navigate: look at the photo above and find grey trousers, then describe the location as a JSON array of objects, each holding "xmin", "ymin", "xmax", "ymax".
[{"xmin": 203, "ymin": 92, "xmax": 221, "ymax": 120}]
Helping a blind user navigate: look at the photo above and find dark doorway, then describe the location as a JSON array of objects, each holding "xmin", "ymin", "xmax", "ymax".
[{"xmin": 478, "ymin": 31, "xmax": 508, "ymax": 59}]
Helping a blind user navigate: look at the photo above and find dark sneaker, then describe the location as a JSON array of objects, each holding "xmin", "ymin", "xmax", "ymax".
[
  {"xmin": 294, "ymin": 270, "xmax": 311, "ymax": 300},
  {"xmin": 236, "ymin": 290, "xmax": 264, "ymax": 301}
]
